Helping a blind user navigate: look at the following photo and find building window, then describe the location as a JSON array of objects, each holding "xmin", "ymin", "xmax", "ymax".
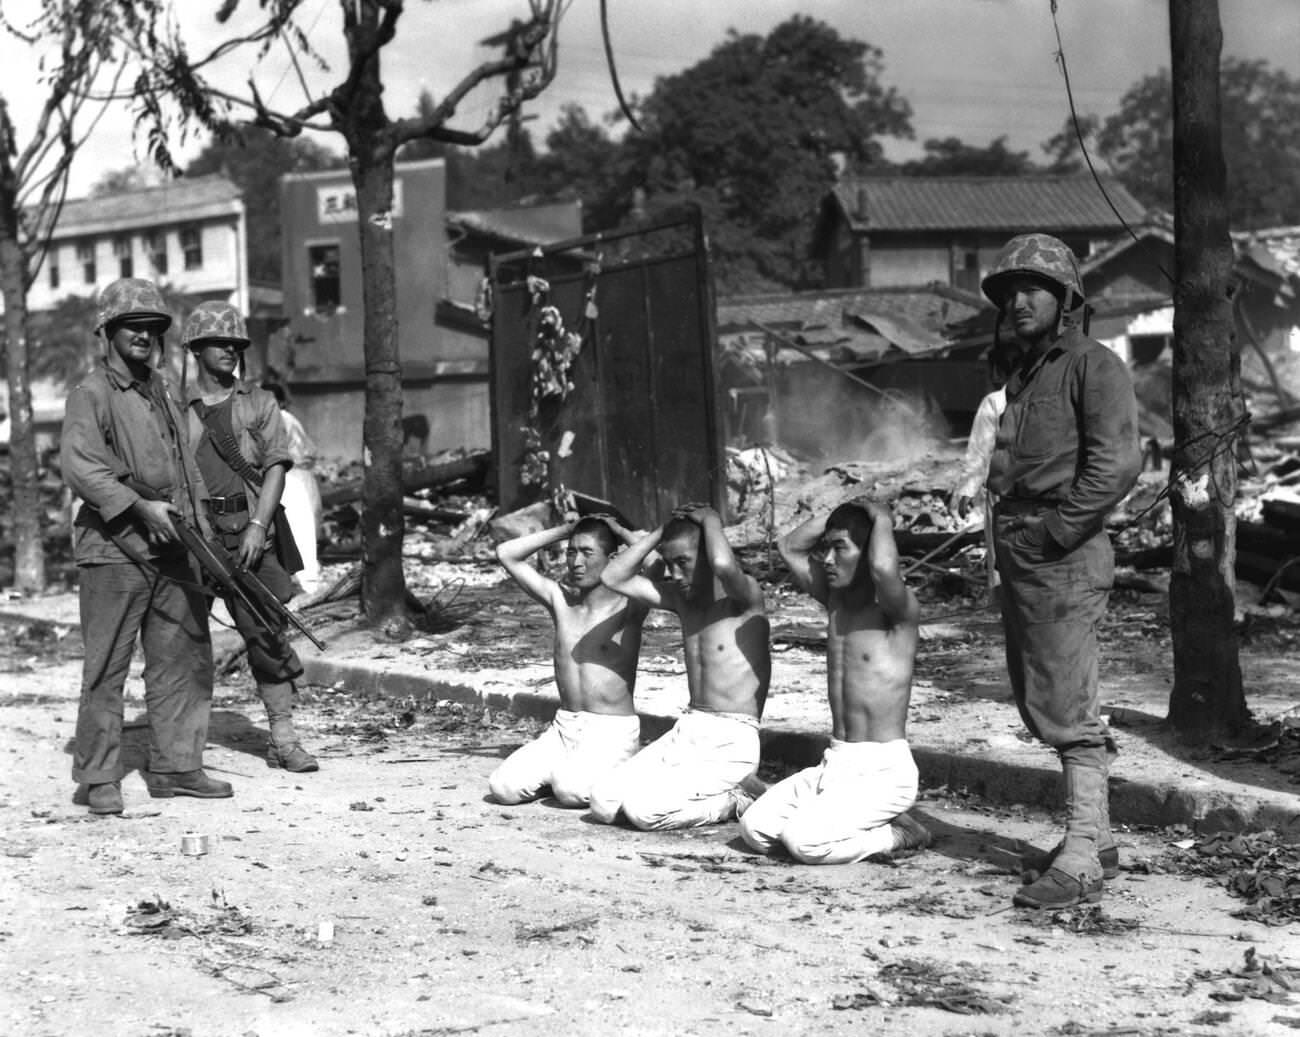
[
  {"xmin": 146, "ymin": 231, "xmax": 168, "ymax": 276},
  {"xmin": 113, "ymin": 236, "xmax": 133, "ymax": 279},
  {"xmin": 47, "ymin": 251, "xmax": 59, "ymax": 290},
  {"xmin": 954, "ymin": 248, "xmax": 980, "ymax": 294},
  {"xmin": 76, "ymin": 241, "xmax": 96, "ymax": 284},
  {"xmin": 180, "ymin": 226, "xmax": 203, "ymax": 270},
  {"xmin": 309, "ymin": 243, "xmax": 341, "ymax": 314}
]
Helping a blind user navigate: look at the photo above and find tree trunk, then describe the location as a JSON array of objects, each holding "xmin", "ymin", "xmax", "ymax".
[
  {"xmin": 1166, "ymin": 0, "xmax": 1248, "ymax": 739},
  {"xmin": 0, "ymin": 185, "xmax": 47, "ymax": 592},
  {"xmin": 341, "ymin": 14, "xmax": 408, "ymax": 629}
]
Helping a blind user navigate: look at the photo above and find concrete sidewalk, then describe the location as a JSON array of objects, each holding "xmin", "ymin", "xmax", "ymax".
[
  {"xmin": 6, "ymin": 586, "xmax": 1298, "ymax": 841},
  {"xmin": 292, "ymin": 616, "xmax": 1300, "ymax": 843}
]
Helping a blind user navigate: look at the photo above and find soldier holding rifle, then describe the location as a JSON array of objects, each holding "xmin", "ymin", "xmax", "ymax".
[
  {"xmin": 61, "ymin": 278, "xmax": 229, "ymax": 814},
  {"xmin": 183, "ymin": 302, "xmax": 319, "ymax": 774}
]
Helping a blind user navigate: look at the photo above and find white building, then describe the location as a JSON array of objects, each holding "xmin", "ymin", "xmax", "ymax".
[
  {"xmin": 27, "ymin": 173, "xmax": 248, "ymax": 313},
  {"xmin": 0, "ymin": 175, "xmax": 248, "ymax": 448}
]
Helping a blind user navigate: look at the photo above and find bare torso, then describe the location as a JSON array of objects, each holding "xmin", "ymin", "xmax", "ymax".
[
  {"xmin": 677, "ymin": 592, "xmax": 771, "ymax": 718},
  {"xmin": 825, "ymin": 594, "xmax": 917, "ymax": 742},
  {"xmin": 551, "ymin": 587, "xmax": 644, "ymax": 715}
]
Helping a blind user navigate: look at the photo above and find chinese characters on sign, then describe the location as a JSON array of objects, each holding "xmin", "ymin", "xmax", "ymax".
[{"xmin": 316, "ymin": 180, "xmax": 405, "ymax": 224}]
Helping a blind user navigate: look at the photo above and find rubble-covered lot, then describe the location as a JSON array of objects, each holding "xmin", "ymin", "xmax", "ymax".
[
  {"xmin": 2, "ymin": 615, "xmax": 1299, "ymax": 1037},
  {"xmin": 5, "ymin": 428, "xmax": 1300, "ymax": 1034}
]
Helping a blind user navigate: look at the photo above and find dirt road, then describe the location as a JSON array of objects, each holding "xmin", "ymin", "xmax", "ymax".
[{"xmin": 2, "ymin": 650, "xmax": 1298, "ymax": 1037}]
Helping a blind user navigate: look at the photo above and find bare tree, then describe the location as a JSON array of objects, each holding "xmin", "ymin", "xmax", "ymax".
[
  {"xmin": 129, "ymin": 0, "xmax": 566, "ymax": 630},
  {"xmin": 1166, "ymin": 0, "xmax": 1250, "ymax": 739},
  {"xmin": 0, "ymin": 2, "xmax": 134, "ymax": 592}
]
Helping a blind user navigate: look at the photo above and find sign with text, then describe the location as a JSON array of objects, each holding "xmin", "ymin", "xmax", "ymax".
[{"xmin": 316, "ymin": 179, "xmax": 405, "ymax": 224}]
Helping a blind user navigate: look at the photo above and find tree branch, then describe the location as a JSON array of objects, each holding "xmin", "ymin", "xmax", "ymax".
[{"xmin": 391, "ymin": 2, "xmax": 562, "ymax": 148}]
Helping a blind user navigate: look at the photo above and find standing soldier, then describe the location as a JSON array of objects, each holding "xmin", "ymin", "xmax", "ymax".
[
  {"xmin": 981, "ymin": 235, "xmax": 1141, "ymax": 909},
  {"xmin": 61, "ymin": 278, "xmax": 229, "ymax": 814},
  {"xmin": 183, "ymin": 301, "xmax": 319, "ymax": 773}
]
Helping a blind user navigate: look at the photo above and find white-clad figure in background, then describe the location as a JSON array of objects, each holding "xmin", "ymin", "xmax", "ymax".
[
  {"xmin": 264, "ymin": 382, "xmax": 323, "ymax": 596},
  {"xmin": 949, "ymin": 343, "xmax": 1019, "ymax": 606}
]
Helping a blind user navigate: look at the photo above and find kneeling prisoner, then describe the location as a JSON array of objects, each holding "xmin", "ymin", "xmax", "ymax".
[
  {"xmin": 489, "ymin": 515, "xmax": 648, "ymax": 807},
  {"xmin": 591, "ymin": 504, "xmax": 770, "ymax": 829},
  {"xmin": 741, "ymin": 500, "xmax": 930, "ymax": 863}
]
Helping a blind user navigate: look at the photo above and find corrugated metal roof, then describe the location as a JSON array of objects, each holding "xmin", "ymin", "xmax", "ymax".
[
  {"xmin": 51, "ymin": 175, "xmax": 243, "ymax": 234},
  {"xmin": 447, "ymin": 203, "xmax": 583, "ymax": 247},
  {"xmin": 833, "ymin": 176, "xmax": 1147, "ymax": 233},
  {"xmin": 1235, "ymin": 226, "xmax": 1300, "ymax": 284},
  {"xmin": 716, "ymin": 285, "xmax": 982, "ymax": 339}
]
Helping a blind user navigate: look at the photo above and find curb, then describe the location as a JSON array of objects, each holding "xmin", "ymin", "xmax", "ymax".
[{"xmin": 302, "ymin": 655, "xmax": 1300, "ymax": 842}]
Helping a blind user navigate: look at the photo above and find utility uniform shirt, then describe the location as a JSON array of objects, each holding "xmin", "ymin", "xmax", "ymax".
[
  {"xmin": 185, "ymin": 380, "xmax": 293, "ymax": 514},
  {"xmin": 61, "ymin": 359, "xmax": 209, "ymax": 565},
  {"xmin": 986, "ymin": 328, "xmax": 1141, "ymax": 552}
]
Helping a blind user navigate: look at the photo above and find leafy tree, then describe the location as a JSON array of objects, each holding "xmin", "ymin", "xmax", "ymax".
[
  {"xmin": 186, "ymin": 128, "xmax": 343, "ymax": 282},
  {"xmin": 1087, "ymin": 58, "xmax": 1300, "ymax": 228},
  {"xmin": 528, "ymin": 103, "xmax": 627, "ymax": 230},
  {"xmin": 899, "ymin": 135, "xmax": 1034, "ymax": 176},
  {"xmin": 1040, "ymin": 113, "xmax": 1102, "ymax": 175},
  {"xmin": 130, "ymin": 0, "xmax": 567, "ymax": 629},
  {"xmin": 0, "ymin": 2, "xmax": 141, "ymax": 592},
  {"xmin": 89, "ymin": 165, "xmax": 165, "ymax": 196},
  {"xmin": 612, "ymin": 15, "xmax": 913, "ymax": 291}
]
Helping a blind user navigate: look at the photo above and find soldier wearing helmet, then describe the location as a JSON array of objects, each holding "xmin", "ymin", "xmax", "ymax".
[
  {"xmin": 979, "ymin": 234, "xmax": 1141, "ymax": 910},
  {"xmin": 183, "ymin": 301, "xmax": 319, "ymax": 774},
  {"xmin": 60, "ymin": 278, "xmax": 231, "ymax": 813}
]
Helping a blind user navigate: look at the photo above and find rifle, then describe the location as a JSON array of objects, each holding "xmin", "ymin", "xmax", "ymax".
[
  {"xmin": 110, "ymin": 478, "xmax": 326, "ymax": 652},
  {"xmin": 167, "ymin": 512, "xmax": 327, "ymax": 652}
]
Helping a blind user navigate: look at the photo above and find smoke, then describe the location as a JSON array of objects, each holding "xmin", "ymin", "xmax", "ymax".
[{"xmin": 768, "ymin": 371, "xmax": 947, "ymax": 466}]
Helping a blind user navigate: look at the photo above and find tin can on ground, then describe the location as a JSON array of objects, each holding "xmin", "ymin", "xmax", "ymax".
[{"xmin": 180, "ymin": 833, "xmax": 211, "ymax": 856}]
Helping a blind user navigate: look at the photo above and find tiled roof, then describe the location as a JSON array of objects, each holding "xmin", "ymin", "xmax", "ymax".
[
  {"xmin": 716, "ymin": 285, "xmax": 983, "ymax": 340},
  {"xmin": 49, "ymin": 175, "xmax": 243, "ymax": 235},
  {"xmin": 831, "ymin": 176, "xmax": 1147, "ymax": 233}
]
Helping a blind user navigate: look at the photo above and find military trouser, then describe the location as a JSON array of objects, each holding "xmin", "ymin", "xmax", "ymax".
[
  {"xmin": 993, "ymin": 509, "xmax": 1115, "ymax": 752},
  {"xmin": 73, "ymin": 560, "xmax": 214, "ymax": 784},
  {"xmin": 994, "ymin": 507, "xmax": 1115, "ymax": 880},
  {"xmin": 211, "ymin": 512, "xmax": 303, "ymax": 685}
]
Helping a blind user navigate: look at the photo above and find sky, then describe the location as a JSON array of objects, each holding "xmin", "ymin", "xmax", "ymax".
[{"xmin": 3, "ymin": 0, "xmax": 1299, "ymax": 198}]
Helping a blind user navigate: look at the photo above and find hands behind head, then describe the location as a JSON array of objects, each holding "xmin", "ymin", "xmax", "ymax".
[
  {"xmin": 552, "ymin": 487, "xmax": 578, "ymax": 526},
  {"xmin": 672, "ymin": 501, "xmax": 717, "ymax": 524}
]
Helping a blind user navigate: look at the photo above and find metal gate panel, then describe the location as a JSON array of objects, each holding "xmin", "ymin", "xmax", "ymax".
[{"xmin": 489, "ymin": 214, "xmax": 721, "ymax": 527}]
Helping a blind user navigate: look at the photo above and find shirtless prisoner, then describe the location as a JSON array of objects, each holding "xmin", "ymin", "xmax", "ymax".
[
  {"xmin": 590, "ymin": 503, "xmax": 771, "ymax": 829},
  {"xmin": 488, "ymin": 516, "xmax": 648, "ymax": 807},
  {"xmin": 740, "ymin": 500, "xmax": 931, "ymax": 863}
]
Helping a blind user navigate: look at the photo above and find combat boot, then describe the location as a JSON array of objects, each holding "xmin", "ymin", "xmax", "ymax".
[
  {"xmin": 260, "ymin": 681, "xmax": 319, "ymax": 773},
  {"xmin": 73, "ymin": 781, "xmax": 124, "ymax": 815},
  {"xmin": 1013, "ymin": 746, "xmax": 1106, "ymax": 909},
  {"xmin": 1023, "ymin": 744, "xmax": 1119, "ymax": 881}
]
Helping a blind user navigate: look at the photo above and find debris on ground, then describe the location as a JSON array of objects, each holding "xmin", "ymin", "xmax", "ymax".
[
  {"xmin": 123, "ymin": 892, "xmax": 253, "ymax": 939},
  {"xmin": 1165, "ymin": 832, "xmax": 1300, "ymax": 925},
  {"xmin": 1193, "ymin": 946, "xmax": 1299, "ymax": 1005},
  {"xmin": 832, "ymin": 956, "xmax": 1012, "ymax": 1015},
  {"xmin": 1015, "ymin": 904, "xmax": 1141, "ymax": 936}
]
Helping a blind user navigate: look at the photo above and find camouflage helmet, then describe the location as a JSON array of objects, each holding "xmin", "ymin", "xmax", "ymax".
[
  {"xmin": 981, "ymin": 233, "xmax": 1085, "ymax": 310},
  {"xmin": 181, "ymin": 301, "xmax": 249, "ymax": 348},
  {"xmin": 95, "ymin": 277, "xmax": 172, "ymax": 333}
]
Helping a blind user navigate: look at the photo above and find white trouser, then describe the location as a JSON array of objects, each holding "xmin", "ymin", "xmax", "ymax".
[
  {"xmin": 281, "ymin": 468, "xmax": 322, "ymax": 592},
  {"xmin": 589, "ymin": 709, "xmax": 760, "ymax": 830},
  {"xmin": 488, "ymin": 710, "xmax": 642, "ymax": 808},
  {"xmin": 740, "ymin": 738, "xmax": 918, "ymax": 864}
]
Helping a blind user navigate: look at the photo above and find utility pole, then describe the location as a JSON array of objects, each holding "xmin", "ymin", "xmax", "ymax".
[{"xmin": 1165, "ymin": 0, "xmax": 1250, "ymax": 739}]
